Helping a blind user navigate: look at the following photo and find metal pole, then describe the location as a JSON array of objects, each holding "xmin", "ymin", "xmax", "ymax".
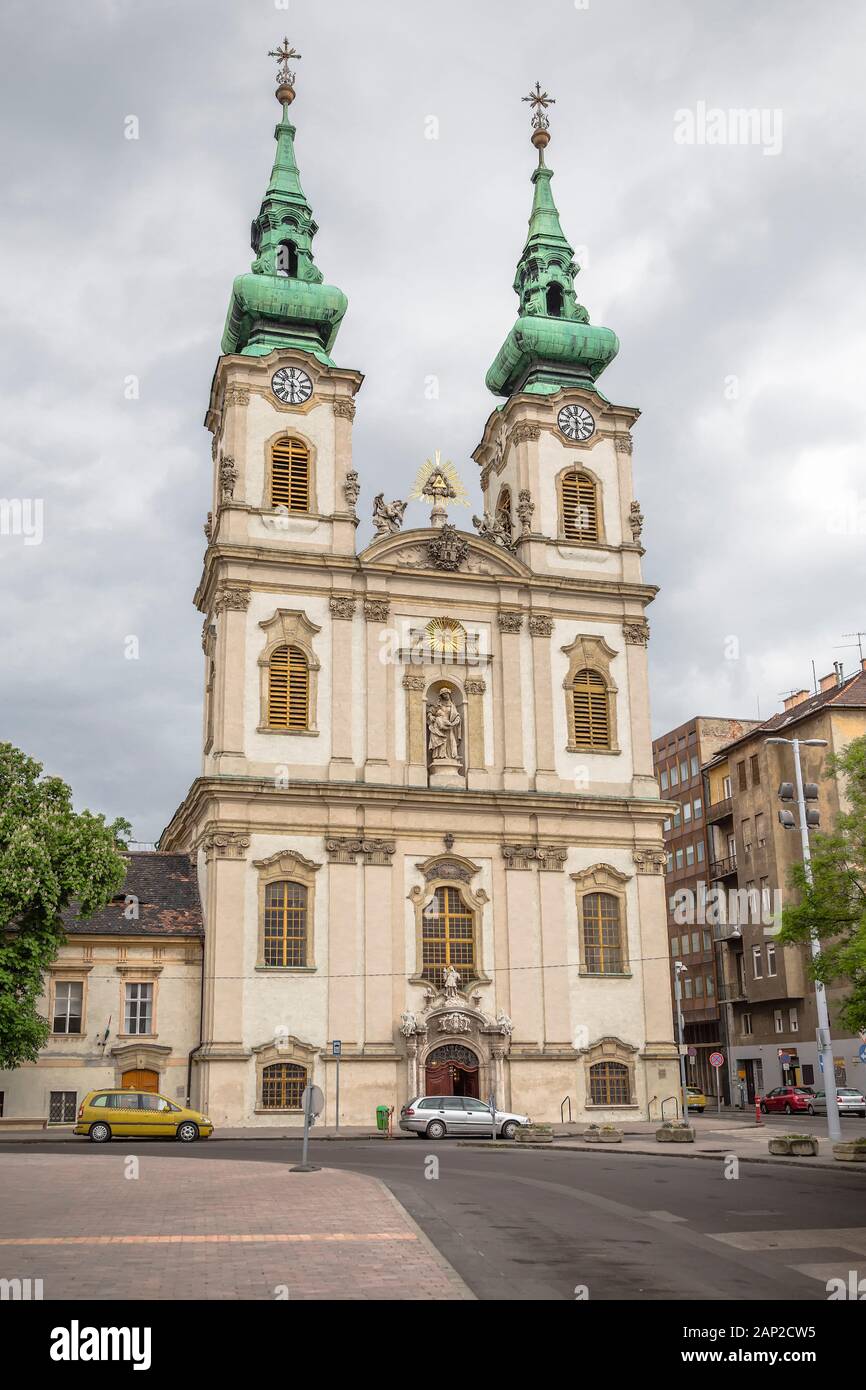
[
  {"xmin": 791, "ymin": 738, "xmax": 842, "ymax": 1142},
  {"xmin": 674, "ymin": 963, "xmax": 689, "ymax": 1122},
  {"xmin": 300, "ymin": 1086, "xmax": 311, "ymax": 1167},
  {"xmin": 335, "ymin": 1055, "xmax": 340, "ymax": 1134},
  {"xmin": 489, "ymin": 1091, "xmax": 496, "ymax": 1144}
]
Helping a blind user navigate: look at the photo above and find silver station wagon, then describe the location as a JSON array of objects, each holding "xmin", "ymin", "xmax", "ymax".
[{"xmin": 399, "ymin": 1095, "xmax": 530, "ymax": 1140}]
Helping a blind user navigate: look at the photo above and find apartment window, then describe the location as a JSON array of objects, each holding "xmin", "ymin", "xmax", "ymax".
[
  {"xmin": 774, "ymin": 1010, "xmax": 784, "ymax": 1034},
  {"xmin": 663, "ymin": 817, "xmax": 671, "ymax": 832},
  {"xmin": 53, "ymin": 981, "xmax": 83, "ymax": 1034},
  {"xmin": 746, "ymin": 882, "xmax": 757, "ymax": 920},
  {"xmin": 667, "ymin": 852, "xmax": 674, "ymax": 873},
  {"xmin": 691, "ymin": 930, "xmax": 700, "ymax": 954},
  {"xmin": 766, "ymin": 942, "xmax": 777, "ymax": 977},
  {"xmin": 742, "ymin": 818, "xmax": 752, "ymax": 856},
  {"xmin": 742, "ymin": 1013, "xmax": 753, "ymax": 1035},
  {"xmin": 761, "ymin": 877, "xmax": 771, "ymax": 917},
  {"xmin": 737, "ymin": 760, "xmax": 747, "ymax": 792},
  {"xmin": 685, "ymin": 844, "xmax": 695, "ymax": 866},
  {"xmin": 690, "ymin": 755, "xmax": 699, "ymax": 777},
  {"xmin": 678, "ymin": 737, "xmax": 686, "ymax": 750},
  {"xmin": 695, "ymin": 975, "xmax": 704, "ymax": 996},
  {"xmin": 752, "ymin": 945, "xmax": 763, "ymax": 979},
  {"xmin": 673, "ymin": 810, "xmax": 681, "ymax": 828},
  {"xmin": 750, "ymin": 753, "xmax": 760, "ymax": 787},
  {"xmin": 48, "ymin": 1092, "xmax": 77, "ymax": 1124},
  {"xmin": 706, "ymin": 974, "xmax": 715, "ymax": 997},
  {"xmin": 723, "ymin": 775, "xmax": 732, "ymax": 798},
  {"xmin": 789, "ymin": 1008, "xmax": 799, "ymax": 1032},
  {"xmin": 670, "ymin": 764, "xmax": 679, "ymax": 786},
  {"xmin": 675, "ymin": 848, "xmax": 684, "ymax": 869},
  {"xmin": 683, "ymin": 977, "xmax": 693, "ymax": 999},
  {"xmin": 124, "ymin": 982, "xmax": 153, "ymax": 1035},
  {"xmin": 671, "ymin": 936, "xmax": 679, "ymax": 957},
  {"xmin": 680, "ymin": 760, "xmax": 689, "ymax": 785},
  {"xmin": 702, "ymin": 931, "xmax": 712, "ymax": 951},
  {"xmin": 683, "ymin": 802, "xmax": 692, "ymax": 823},
  {"xmin": 660, "ymin": 768, "xmax": 669, "ymax": 791},
  {"xmin": 693, "ymin": 796, "xmax": 703, "ymax": 819},
  {"xmin": 696, "ymin": 840, "xmax": 705, "ymax": 862},
  {"xmin": 756, "ymin": 812, "xmax": 766, "ymax": 848}
]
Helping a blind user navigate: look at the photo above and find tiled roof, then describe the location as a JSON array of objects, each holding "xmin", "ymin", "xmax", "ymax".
[
  {"xmin": 716, "ymin": 670, "xmax": 866, "ymax": 758},
  {"xmin": 63, "ymin": 852, "xmax": 203, "ymax": 938}
]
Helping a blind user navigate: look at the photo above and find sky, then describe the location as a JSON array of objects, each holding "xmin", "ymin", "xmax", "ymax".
[{"xmin": 1, "ymin": 0, "xmax": 865, "ymax": 841}]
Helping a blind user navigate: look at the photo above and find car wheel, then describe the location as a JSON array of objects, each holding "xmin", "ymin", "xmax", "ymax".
[
  {"xmin": 784, "ymin": 1104, "xmax": 793, "ymax": 1115},
  {"xmin": 807, "ymin": 1105, "xmax": 815, "ymax": 1115},
  {"xmin": 500, "ymin": 1120, "xmax": 518, "ymax": 1140},
  {"xmin": 177, "ymin": 1121, "xmax": 199, "ymax": 1143},
  {"xmin": 426, "ymin": 1119, "xmax": 446, "ymax": 1140},
  {"xmin": 760, "ymin": 1102, "xmax": 768, "ymax": 1113},
  {"xmin": 89, "ymin": 1122, "xmax": 111, "ymax": 1144}
]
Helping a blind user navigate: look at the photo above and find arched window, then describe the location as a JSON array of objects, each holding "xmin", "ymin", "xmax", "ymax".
[
  {"xmin": 268, "ymin": 644, "xmax": 309, "ymax": 729},
  {"xmin": 270, "ymin": 437, "xmax": 310, "ymax": 512},
  {"xmin": 261, "ymin": 1061, "xmax": 306, "ymax": 1110},
  {"xmin": 546, "ymin": 283, "xmax": 564, "ymax": 317},
  {"xmin": 582, "ymin": 893, "xmax": 623, "ymax": 974},
  {"xmin": 421, "ymin": 886, "xmax": 476, "ymax": 983},
  {"xmin": 589, "ymin": 1061, "xmax": 630, "ymax": 1106},
  {"xmin": 495, "ymin": 487, "xmax": 513, "ymax": 541},
  {"xmin": 572, "ymin": 668, "xmax": 610, "ymax": 749},
  {"xmin": 263, "ymin": 881, "xmax": 308, "ymax": 967},
  {"xmin": 561, "ymin": 471, "xmax": 599, "ymax": 542},
  {"xmin": 275, "ymin": 240, "xmax": 298, "ymax": 277}
]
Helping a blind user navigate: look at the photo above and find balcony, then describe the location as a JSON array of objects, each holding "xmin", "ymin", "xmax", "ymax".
[
  {"xmin": 709, "ymin": 853, "xmax": 738, "ymax": 880},
  {"xmin": 706, "ymin": 797, "xmax": 733, "ymax": 825}
]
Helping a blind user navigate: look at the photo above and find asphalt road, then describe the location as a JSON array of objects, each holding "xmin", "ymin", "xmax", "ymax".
[{"xmin": 3, "ymin": 1137, "xmax": 863, "ymax": 1300}]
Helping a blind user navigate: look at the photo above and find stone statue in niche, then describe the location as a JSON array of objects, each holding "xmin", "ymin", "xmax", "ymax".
[
  {"xmin": 372, "ymin": 493, "xmax": 407, "ymax": 535},
  {"xmin": 443, "ymin": 964, "xmax": 462, "ymax": 998},
  {"xmin": 427, "ymin": 686, "xmax": 462, "ymax": 764}
]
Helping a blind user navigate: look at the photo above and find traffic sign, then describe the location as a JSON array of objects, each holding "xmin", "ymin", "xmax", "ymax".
[
  {"xmin": 709, "ymin": 1051, "xmax": 725, "ymax": 1068},
  {"xmin": 301, "ymin": 1084, "xmax": 324, "ymax": 1117},
  {"xmin": 332, "ymin": 1040, "xmax": 342, "ymax": 1057},
  {"xmin": 858, "ymin": 1043, "xmax": 866, "ymax": 1063}
]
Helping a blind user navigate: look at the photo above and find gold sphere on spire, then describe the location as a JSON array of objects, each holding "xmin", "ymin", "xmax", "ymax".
[{"xmin": 269, "ymin": 37, "xmax": 301, "ymax": 105}]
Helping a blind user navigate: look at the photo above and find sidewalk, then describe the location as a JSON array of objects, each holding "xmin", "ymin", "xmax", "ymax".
[{"xmin": 0, "ymin": 1152, "xmax": 474, "ymax": 1300}]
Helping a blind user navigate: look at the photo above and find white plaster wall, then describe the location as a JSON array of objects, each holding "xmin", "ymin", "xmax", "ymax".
[
  {"xmin": 245, "ymin": 590, "xmax": 332, "ymax": 766},
  {"xmin": 564, "ymin": 845, "xmax": 647, "ymax": 1053},
  {"xmin": 520, "ymin": 625, "xmax": 538, "ymax": 775}
]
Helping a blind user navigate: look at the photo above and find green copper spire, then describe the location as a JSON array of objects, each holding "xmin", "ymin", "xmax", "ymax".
[
  {"xmin": 221, "ymin": 40, "xmax": 347, "ymax": 361},
  {"xmin": 486, "ymin": 84, "xmax": 618, "ymax": 397}
]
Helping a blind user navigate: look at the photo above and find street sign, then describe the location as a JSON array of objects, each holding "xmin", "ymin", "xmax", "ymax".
[
  {"xmin": 332, "ymin": 1040, "xmax": 342, "ymax": 1057},
  {"xmin": 301, "ymin": 1084, "xmax": 324, "ymax": 1117},
  {"xmin": 709, "ymin": 1052, "xmax": 724, "ymax": 1068},
  {"xmin": 687, "ymin": 1046, "xmax": 697, "ymax": 1059},
  {"xmin": 858, "ymin": 1043, "xmax": 866, "ymax": 1063}
]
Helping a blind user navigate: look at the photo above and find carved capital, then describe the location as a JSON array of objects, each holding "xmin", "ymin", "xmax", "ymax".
[
  {"xmin": 329, "ymin": 594, "xmax": 357, "ymax": 620},
  {"xmin": 615, "ymin": 434, "xmax": 633, "ymax": 454},
  {"xmin": 633, "ymin": 848, "xmax": 667, "ymax": 875},
  {"xmin": 223, "ymin": 386, "xmax": 250, "ymax": 408},
  {"xmin": 464, "ymin": 677, "xmax": 486, "ymax": 695},
  {"xmin": 510, "ymin": 422, "xmax": 540, "ymax": 445},
  {"xmin": 202, "ymin": 830, "xmax": 250, "ymax": 860},
  {"xmin": 214, "ymin": 585, "xmax": 251, "ymax": 614},
  {"xmin": 503, "ymin": 844, "xmax": 567, "ymax": 871},
  {"xmin": 623, "ymin": 621, "xmax": 650, "ymax": 646},
  {"xmin": 325, "ymin": 836, "xmax": 395, "ymax": 866},
  {"xmin": 402, "ymin": 673, "xmax": 426, "ymax": 691},
  {"xmin": 364, "ymin": 597, "xmax": 390, "ymax": 623},
  {"xmin": 529, "ymin": 614, "xmax": 554, "ymax": 638},
  {"xmin": 333, "ymin": 398, "xmax": 356, "ymax": 420},
  {"xmin": 498, "ymin": 610, "xmax": 523, "ymax": 634}
]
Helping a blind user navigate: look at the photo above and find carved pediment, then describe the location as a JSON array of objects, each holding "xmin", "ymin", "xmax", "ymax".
[{"xmin": 359, "ymin": 527, "xmax": 530, "ymax": 579}]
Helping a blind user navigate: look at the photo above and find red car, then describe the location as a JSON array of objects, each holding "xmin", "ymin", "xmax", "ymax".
[{"xmin": 760, "ymin": 1086, "xmax": 816, "ymax": 1115}]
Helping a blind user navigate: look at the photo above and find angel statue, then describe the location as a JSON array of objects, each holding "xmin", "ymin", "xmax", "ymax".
[{"xmin": 372, "ymin": 493, "xmax": 407, "ymax": 535}]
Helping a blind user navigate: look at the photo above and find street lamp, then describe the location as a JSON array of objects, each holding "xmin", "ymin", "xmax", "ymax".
[
  {"xmin": 766, "ymin": 735, "xmax": 842, "ymax": 1142},
  {"xmin": 673, "ymin": 961, "xmax": 690, "ymax": 1123}
]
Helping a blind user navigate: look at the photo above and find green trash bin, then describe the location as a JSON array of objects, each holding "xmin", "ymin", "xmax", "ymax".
[{"xmin": 376, "ymin": 1104, "xmax": 390, "ymax": 1133}]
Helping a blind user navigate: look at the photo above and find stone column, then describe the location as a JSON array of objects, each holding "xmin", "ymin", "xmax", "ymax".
[
  {"xmin": 364, "ymin": 597, "xmax": 392, "ymax": 783},
  {"xmin": 497, "ymin": 610, "xmax": 528, "ymax": 791},
  {"xmin": 331, "ymin": 397, "xmax": 359, "ymax": 555},
  {"xmin": 465, "ymin": 676, "xmax": 488, "ymax": 790},
  {"xmin": 528, "ymin": 614, "xmax": 558, "ymax": 793},
  {"xmin": 326, "ymin": 852, "xmax": 365, "ymax": 1051},
  {"xmin": 212, "ymin": 584, "xmax": 250, "ymax": 776},
  {"xmin": 329, "ymin": 595, "xmax": 356, "ymax": 778},
  {"xmin": 623, "ymin": 622, "xmax": 655, "ymax": 790},
  {"xmin": 198, "ymin": 832, "xmax": 252, "ymax": 1123},
  {"xmin": 403, "ymin": 673, "xmax": 427, "ymax": 786}
]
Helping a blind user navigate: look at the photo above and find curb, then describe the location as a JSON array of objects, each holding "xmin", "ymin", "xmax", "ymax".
[
  {"xmin": 455, "ymin": 1139, "xmax": 866, "ymax": 1173},
  {"xmin": 372, "ymin": 1178, "xmax": 476, "ymax": 1300}
]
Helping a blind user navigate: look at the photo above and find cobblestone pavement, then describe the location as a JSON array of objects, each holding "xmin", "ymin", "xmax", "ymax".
[{"xmin": 0, "ymin": 1154, "xmax": 473, "ymax": 1300}]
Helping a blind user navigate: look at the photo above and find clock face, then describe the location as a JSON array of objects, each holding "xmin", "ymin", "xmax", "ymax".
[
  {"xmin": 271, "ymin": 367, "xmax": 312, "ymax": 406},
  {"xmin": 557, "ymin": 403, "xmax": 595, "ymax": 442}
]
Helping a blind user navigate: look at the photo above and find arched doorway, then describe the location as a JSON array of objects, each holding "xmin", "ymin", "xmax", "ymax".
[
  {"xmin": 425, "ymin": 1044, "xmax": 479, "ymax": 1098},
  {"xmin": 121, "ymin": 1068, "xmax": 159, "ymax": 1093}
]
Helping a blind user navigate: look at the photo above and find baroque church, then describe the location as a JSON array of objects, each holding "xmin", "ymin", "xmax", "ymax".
[{"xmin": 0, "ymin": 46, "xmax": 677, "ymax": 1129}]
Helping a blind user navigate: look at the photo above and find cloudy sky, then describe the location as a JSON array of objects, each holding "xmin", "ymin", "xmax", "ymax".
[{"xmin": 2, "ymin": 0, "xmax": 864, "ymax": 840}]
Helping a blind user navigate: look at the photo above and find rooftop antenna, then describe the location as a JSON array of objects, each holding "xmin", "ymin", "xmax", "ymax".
[
  {"xmin": 839, "ymin": 631, "xmax": 866, "ymax": 662},
  {"xmin": 811, "ymin": 660, "xmax": 818, "ymax": 695}
]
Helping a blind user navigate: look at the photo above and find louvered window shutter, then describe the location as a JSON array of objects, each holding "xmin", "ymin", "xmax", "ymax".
[
  {"xmin": 270, "ymin": 438, "xmax": 310, "ymax": 512},
  {"xmin": 268, "ymin": 644, "xmax": 309, "ymax": 728},
  {"xmin": 562, "ymin": 472, "xmax": 598, "ymax": 541},
  {"xmin": 572, "ymin": 668, "xmax": 610, "ymax": 748}
]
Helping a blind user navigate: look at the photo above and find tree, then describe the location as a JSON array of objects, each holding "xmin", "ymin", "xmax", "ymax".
[
  {"xmin": 0, "ymin": 744, "xmax": 130, "ymax": 1069},
  {"xmin": 779, "ymin": 735, "xmax": 866, "ymax": 1034}
]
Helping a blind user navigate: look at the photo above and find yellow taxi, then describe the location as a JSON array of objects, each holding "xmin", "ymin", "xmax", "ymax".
[
  {"xmin": 686, "ymin": 1086, "xmax": 707, "ymax": 1113},
  {"xmin": 74, "ymin": 1089, "xmax": 214, "ymax": 1143}
]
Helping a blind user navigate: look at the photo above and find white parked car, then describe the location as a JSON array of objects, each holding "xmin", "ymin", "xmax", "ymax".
[
  {"xmin": 812, "ymin": 1088, "xmax": 866, "ymax": 1118},
  {"xmin": 399, "ymin": 1096, "xmax": 530, "ymax": 1139}
]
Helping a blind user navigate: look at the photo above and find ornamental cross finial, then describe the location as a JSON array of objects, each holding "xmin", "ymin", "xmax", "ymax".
[
  {"xmin": 268, "ymin": 36, "xmax": 302, "ymax": 88},
  {"xmin": 522, "ymin": 81, "xmax": 556, "ymax": 132}
]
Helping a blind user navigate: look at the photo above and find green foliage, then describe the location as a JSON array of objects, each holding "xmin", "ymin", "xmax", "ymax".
[
  {"xmin": 779, "ymin": 736, "xmax": 866, "ymax": 1033},
  {"xmin": 0, "ymin": 744, "xmax": 130, "ymax": 1069}
]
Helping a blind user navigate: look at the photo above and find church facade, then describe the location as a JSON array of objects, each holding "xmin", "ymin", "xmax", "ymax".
[{"xmin": 159, "ymin": 52, "xmax": 678, "ymax": 1127}]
